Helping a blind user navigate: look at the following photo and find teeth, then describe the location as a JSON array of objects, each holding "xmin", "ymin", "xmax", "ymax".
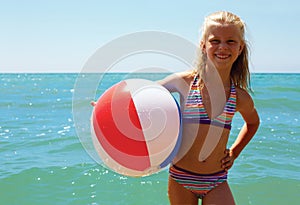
[{"xmin": 216, "ymin": 54, "xmax": 229, "ymax": 59}]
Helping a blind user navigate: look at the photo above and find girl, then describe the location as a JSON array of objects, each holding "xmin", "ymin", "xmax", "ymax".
[{"xmin": 158, "ymin": 11, "xmax": 260, "ymax": 205}]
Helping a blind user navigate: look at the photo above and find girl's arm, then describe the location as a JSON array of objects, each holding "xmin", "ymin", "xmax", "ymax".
[
  {"xmin": 157, "ymin": 73, "xmax": 181, "ymax": 92},
  {"xmin": 222, "ymin": 89, "xmax": 260, "ymax": 171},
  {"xmin": 157, "ymin": 72, "xmax": 190, "ymax": 94}
]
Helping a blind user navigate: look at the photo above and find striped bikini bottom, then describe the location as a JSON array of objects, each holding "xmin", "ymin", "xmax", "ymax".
[{"xmin": 169, "ymin": 165, "xmax": 227, "ymax": 199}]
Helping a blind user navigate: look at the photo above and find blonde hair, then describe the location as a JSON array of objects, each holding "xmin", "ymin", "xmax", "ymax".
[{"xmin": 195, "ymin": 11, "xmax": 251, "ymax": 91}]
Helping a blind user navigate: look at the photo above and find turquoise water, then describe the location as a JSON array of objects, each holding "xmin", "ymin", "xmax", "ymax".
[{"xmin": 0, "ymin": 73, "xmax": 299, "ymax": 205}]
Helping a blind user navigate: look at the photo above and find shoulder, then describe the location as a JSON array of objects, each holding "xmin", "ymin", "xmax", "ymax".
[
  {"xmin": 235, "ymin": 87, "xmax": 254, "ymax": 111},
  {"xmin": 235, "ymin": 87, "xmax": 260, "ymax": 124},
  {"xmin": 160, "ymin": 71, "xmax": 193, "ymax": 82},
  {"xmin": 157, "ymin": 70, "xmax": 193, "ymax": 92}
]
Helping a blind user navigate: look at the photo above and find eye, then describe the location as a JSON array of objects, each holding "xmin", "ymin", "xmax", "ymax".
[
  {"xmin": 227, "ymin": 40, "xmax": 237, "ymax": 44},
  {"xmin": 209, "ymin": 39, "xmax": 220, "ymax": 44}
]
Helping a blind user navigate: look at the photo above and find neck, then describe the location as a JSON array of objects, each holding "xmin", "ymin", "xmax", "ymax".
[{"xmin": 203, "ymin": 64, "xmax": 231, "ymax": 87}]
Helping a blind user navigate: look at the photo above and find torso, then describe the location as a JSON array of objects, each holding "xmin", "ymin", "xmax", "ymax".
[
  {"xmin": 182, "ymin": 75, "xmax": 236, "ymax": 129},
  {"xmin": 173, "ymin": 73, "xmax": 237, "ymax": 174}
]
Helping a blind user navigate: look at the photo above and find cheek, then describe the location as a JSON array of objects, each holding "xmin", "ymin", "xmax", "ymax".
[
  {"xmin": 229, "ymin": 45, "xmax": 241, "ymax": 55},
  {"xmin": 204, "ymin": 44, "xmax": 214, "ymax": 53},
  {"xmin": 235, "ymin": 43, "xmax": 244, "ymax": 54},
  {"xmin": 206, "ymin": 46, "xmax": 217, "ymax": 57},
  {"xmin": 201, "ymin": 41, "xmax": 214, "ymax": 52}
]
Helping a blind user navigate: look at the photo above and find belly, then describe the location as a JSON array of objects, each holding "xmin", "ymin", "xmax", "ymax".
[{"xmin": 173, "ymin": 124, "xmax": 230, "ymax": 174}]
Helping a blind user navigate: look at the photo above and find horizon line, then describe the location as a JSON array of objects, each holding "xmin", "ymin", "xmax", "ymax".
[{"xmin": 1, "ymin": 71, "xmax": 299, "ymax": 74}]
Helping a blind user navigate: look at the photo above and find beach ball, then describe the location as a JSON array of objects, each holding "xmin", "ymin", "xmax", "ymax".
[{"xmin": 91, "ymin": 79, "xmax": 182, "ymax": 177}]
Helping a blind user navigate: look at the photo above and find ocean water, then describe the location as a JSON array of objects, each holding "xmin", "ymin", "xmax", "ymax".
[{"xmin": 0, "ymin": 73, "xmax": 299, "ymax": 205}]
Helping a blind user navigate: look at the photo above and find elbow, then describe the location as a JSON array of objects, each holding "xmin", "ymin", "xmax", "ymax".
[
  {"xmin": 246, "ymin": 118, "xmax": 260, "ymax": 135},
  {"xmin": 248, "ymin": 108, "xmax": 260, "ymax": 130}
]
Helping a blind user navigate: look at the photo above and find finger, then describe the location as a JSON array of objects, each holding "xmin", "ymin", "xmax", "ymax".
[
  {"xmin": 224, "ymin": 149, "xmax": 230, "ymax": 154},
  {"xmin": 222, "ymin": 159, "xmax": 231, "ymax": 166},
  {"xmin": 222, "ymin": 161, "xmax": 233, "ymax": 170},
  {"xmin": 221, "ymin": 156, "xmax": 231, "ymax": 164}
]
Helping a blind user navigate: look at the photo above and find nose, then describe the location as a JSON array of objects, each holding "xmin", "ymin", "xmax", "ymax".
[{"xmin": 218, "ymin": 42, "xmax": 228, "ymax": 50}]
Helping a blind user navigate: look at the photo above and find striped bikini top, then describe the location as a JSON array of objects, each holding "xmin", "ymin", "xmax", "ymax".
[{"xmin": 182, "ymin": 75, "xmax": 237, "ymax": 130}]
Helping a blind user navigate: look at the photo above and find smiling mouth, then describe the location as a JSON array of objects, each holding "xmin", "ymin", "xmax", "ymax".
[{"xmin": 215, "ymin": 54, "xmax": 230, "ymax": 59}]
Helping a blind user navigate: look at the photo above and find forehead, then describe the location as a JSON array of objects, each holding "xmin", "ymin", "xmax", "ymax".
[{"xmin": 207, "ymin": 24, "xmax": 242, "ymax": 39}]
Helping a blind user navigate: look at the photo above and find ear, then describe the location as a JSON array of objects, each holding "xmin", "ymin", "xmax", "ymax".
[
  {"xmin": 200, "ymin": 40, "xmax": 206, "ymax": 53},
  {"xmin": 239, "ymin": 42, "xmax": 245, "ymax": 55}
]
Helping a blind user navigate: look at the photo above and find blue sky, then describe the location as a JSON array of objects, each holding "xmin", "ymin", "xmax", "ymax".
[{"xmin": 0, "ymin": 0, "xmax": 299, "ymax": 73}]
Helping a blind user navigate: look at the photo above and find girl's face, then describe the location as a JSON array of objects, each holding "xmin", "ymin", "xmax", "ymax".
[{"xmin": 201, "ymin": 24, "xmax": 244, "ymax": 70}]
